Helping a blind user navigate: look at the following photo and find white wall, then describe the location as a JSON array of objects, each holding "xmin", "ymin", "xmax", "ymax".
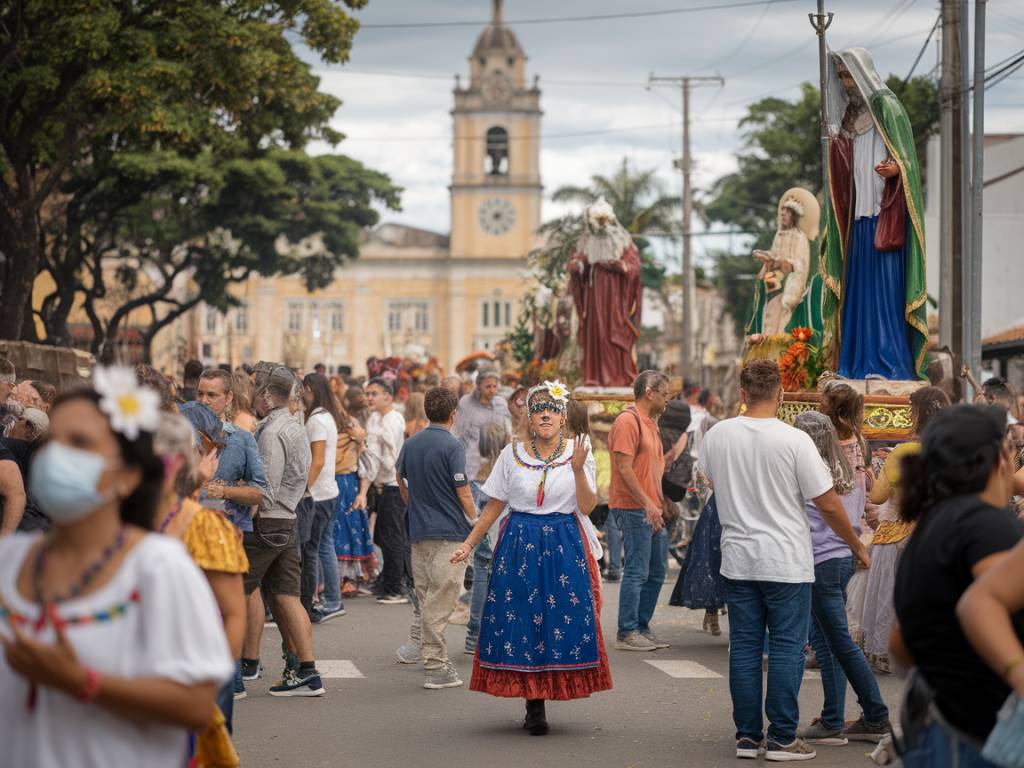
[{"xmin": 924, "ymin": 134, "xmax": 1024, "ymax": 337}]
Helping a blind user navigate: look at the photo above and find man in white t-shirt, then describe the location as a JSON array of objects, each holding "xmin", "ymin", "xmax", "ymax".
[
  {"xmin": 701, "ymin": 360, "xmax": 869, "ymax": 762},
  {"xmin": 298, "ymin": 374, "xmax": 342, "ymax": 624},
  {"xmin": 354, "ymin": 377, "xmax": 409, "ymax": 604}
]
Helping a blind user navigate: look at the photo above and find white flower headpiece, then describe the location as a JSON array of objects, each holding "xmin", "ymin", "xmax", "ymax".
[
  {"xmin": 528, "ymin": 380, "xmax": 570, "ymax": 413},
  {"xmin": 94, "ymin": 365, "xmax": 162, "ymax": 441}
]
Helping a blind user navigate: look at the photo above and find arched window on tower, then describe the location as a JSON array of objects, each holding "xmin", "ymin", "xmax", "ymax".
[{"xmin": 486, "ymin": 126, "xmax": 509, "ymax": 176}]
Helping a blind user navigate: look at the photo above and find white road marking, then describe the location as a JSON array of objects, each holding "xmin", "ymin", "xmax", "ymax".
[
  {"xmin": 804, "ymin": 670, "xmax": 821, "ymax": 679},
  {"xmin": 317, "ymin": 660, "xmax": 365, "ymax": 679},
  {"xmin": 644, "ymin": 659, "xmax": 724, "ymax": 679}
]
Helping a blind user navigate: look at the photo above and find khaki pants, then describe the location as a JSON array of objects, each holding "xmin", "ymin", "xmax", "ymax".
[{"xmin": 411, "ymin": 540, "xmax": 468, "ymax": 670}]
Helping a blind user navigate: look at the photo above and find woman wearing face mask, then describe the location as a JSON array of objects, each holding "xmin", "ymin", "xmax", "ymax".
[
  {"xmin": 0, "ymin": 367, "xmax": 233, "ymax": 768},
  {"xmin": 451, "ymin": 381, "xmax": 612, "ymax": 736},
  {"xmin": 891, "ymin": 405, "xmax": 1023, "ymax": 767}
]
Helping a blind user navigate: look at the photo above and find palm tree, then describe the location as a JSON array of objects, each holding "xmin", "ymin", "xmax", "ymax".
[{"xmin": 549, "ymin": 158, "xmax": 679, "ymax": 238}]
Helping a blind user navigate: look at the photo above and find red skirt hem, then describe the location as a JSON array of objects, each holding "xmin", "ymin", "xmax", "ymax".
[{"xmin": 469, "ymin": 520, "xmax": 612, "ymax": 701}]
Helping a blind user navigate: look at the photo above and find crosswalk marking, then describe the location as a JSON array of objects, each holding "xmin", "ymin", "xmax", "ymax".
[
  {"xmin": 642, "ymin": 659, "xmax": 822, "ymax": 681},
  {"xmin": 644, "ymin": 659, "xmax": 724, "ymax": 679},
  {"xmin": 317, "ymin": 660, "xmax": 365, "ymax": 679}
]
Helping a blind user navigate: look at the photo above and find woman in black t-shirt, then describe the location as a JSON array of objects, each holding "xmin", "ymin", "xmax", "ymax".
[{"xmin": 892, "ymin": 405, "xmax": 1023, "ymax": 767}]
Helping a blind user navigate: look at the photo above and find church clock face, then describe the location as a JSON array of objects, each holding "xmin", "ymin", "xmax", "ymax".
[{"xmin": 477, "ymin": 198, "xmax": 516, "ymax": 236}]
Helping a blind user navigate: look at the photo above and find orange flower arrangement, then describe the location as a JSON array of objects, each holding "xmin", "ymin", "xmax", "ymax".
[{"xmin": 779, "ymin": 328, "xmax": 821, "ymax": 392}]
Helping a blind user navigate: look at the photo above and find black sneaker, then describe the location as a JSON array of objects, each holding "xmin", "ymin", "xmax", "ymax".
[
  {"xmin": 268, "ymin": 670, "xmax": 326, "ymax": 697},
  {"xmin": 240, "ymin": 659, "xmax": 263, "ymax": 681},
  {"xmin": 376, "ymin": 593, "xmax": 410, "ymax": 605}
]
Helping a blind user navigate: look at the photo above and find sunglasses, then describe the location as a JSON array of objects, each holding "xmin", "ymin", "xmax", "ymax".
[{"xmin": 529, "ymin": 402, "xmax": 563, "ymax": 415}]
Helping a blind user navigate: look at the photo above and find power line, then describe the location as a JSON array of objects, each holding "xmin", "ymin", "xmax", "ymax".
[
  {"xmin": 358, "ymin": 0, "xmax": 800, "ymax": 30},
  {"xmin": 904, "ymin": 14, "xmax": 941, "ymax": 83}
]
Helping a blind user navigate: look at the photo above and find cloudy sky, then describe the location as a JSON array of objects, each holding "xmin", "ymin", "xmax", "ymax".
[{"xmin": 305, "ymin": 0, "xmax": 1024, "ymax": 267}]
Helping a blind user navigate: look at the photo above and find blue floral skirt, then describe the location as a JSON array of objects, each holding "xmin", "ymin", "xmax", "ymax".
[
  {"xmin": 471, "ymin": 512, "xmax": 612, "ymax": 700},
  {"xmin": 332, "ymin": 473, "xmax": 376, "ymax": 580},
  {"xmin": 670, "ymin": 495, "xmax": 727, "ymax": 610}
]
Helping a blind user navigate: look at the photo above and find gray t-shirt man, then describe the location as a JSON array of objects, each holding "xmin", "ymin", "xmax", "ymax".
[{"xmin": 453, "ymin": 375, "xmax": 511, "ymax": 479}]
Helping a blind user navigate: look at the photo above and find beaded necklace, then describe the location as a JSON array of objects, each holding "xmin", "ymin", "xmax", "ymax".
[
  {"xmin": 512, "ymin": 435, "xmax": 571, "ymax": 507},
  {"xmin": 157, "ymin": 497, "xmax": 184, "ymax": 534},
  {"xmin": 32, "ymin": 524, "xmax": 128, "ymax": 610}
]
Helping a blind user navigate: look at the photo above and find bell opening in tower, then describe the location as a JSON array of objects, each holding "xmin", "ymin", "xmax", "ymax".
[{"xmin": 485, "ymin": 126, "xmax": 509, "ymax": 176}]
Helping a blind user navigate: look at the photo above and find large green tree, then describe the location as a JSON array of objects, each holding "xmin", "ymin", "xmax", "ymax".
[
  {"xmin": 703, "ymin": 76, "xmax": 939, "ymax": 338},
  {"xmin": 0, "ymin": 0, "xmax": 365, "ymax": 341}
]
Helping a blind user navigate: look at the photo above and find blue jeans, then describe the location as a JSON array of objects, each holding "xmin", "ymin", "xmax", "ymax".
[
  {"xmin": 465, "ymin": 536, "xmax": 494, "ymax": 647},
  {"xmin": 613, "ymin": 508, "xmax": 668, "ymax": 638},
  {"xmin": 317, "ymin": 499, "xmax": 343, "ymax": 612},
  {"xmin": 726, "ymin": 578, "xmax": 812, "ymax": 745},
  {"xmin": 901, "ymin": 720, "xmax": 997, "ymax": 768},
  {"xmin": 603, "ymin": 512, "xmax": 624, "ymax": 577},
  {"xmin": 808, "ymin": 556, "xmax": 889, "ymax": 729},
  {"xmin": 300, "ymin": 496, "xmax": 338, "ymax": 617}
]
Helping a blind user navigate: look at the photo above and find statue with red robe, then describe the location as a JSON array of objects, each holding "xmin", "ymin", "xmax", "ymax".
[{"xmin": 568, "ymin": 198, "xmax": 642, "ymax": 387}]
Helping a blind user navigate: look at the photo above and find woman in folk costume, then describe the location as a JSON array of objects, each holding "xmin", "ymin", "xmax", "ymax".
[
  {"xmin": 451, "ymin": 381, "xmax": 612, "ymax": 736},
  {"xmin": 747, "ymin": 187, "xmax": 822, "ymax": 340}
]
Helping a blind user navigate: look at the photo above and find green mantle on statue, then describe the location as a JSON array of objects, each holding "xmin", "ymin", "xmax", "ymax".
[
  {"xmin": 820, "ymin": 54, "xmax": 929, "ymax": 380},
  {"xmin": 746, "ymin": 272, "xmax": 824, "ymax": 342}
]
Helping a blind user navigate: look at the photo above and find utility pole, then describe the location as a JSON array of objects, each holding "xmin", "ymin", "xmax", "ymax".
[
  {"xmin": 939, "ymin": 0, "xmax": 965, "ymax": 366},
  {"xmin": 809, "ymin": 0, "xmax": 834, "ymax": 198},
  {"xmin": 965, "ymin": 0, "xmax": 986, "ymax": 382},
  {"xmin": 647, "ymin": 73, "xmax": 724, "ymax": 381}
]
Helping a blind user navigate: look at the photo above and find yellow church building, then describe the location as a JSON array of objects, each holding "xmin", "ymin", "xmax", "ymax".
[{"xmin": 188, "ymin": 1, "xmax": 541, "ymax": 373}]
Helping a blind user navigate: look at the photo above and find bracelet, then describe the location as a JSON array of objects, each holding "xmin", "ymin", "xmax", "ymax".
[
  {"xmin": 76, "ymin": 666, "xmax": 102, "ymax": 703},
  {"xmin": 1005, "ymin": 654, "xmax": 1024, "ymax": 680}
]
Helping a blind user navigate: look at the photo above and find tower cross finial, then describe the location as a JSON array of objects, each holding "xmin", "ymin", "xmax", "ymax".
[{"xmin": 492, "ymin": 0, "xmax": 504, "ymax": 25}]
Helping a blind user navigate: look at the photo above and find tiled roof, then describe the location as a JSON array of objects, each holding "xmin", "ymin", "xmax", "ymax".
[{"xmin": 983, "ymin": 323, "xmax": 1024, "ymax": 347}]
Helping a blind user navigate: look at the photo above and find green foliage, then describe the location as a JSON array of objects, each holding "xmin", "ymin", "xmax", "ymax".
[
  {"xmin": 508, "ymin": 313, "xmax": 535, "ymax": 368},
  {"xmin": 0, "ymin": 0, "xmax": 372, "ymax": 344}
]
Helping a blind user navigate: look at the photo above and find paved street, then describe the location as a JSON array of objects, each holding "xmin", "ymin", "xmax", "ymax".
[{"xmin": 236, "ymin": 565, "xmax": 903, "ymax": 768}]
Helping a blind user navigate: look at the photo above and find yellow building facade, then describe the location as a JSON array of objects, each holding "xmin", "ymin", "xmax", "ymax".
[{"xmin": 184, "ymin": 2, "xmax": 541, "ymax": 374}]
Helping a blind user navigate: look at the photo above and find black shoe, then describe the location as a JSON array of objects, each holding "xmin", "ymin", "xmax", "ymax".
[{"xmin": 524, "ymin": 699, "xmax": 548, "ymax": 736}]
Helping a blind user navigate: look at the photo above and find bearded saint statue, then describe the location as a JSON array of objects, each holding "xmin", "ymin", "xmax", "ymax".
[
  {"xmin": 746, "ymin": 187, "xmax": 822, "ymax": 339},
  {"xmin": 568, "ymin": 198, "xmax": 642, "ymax": 387},
  {"xmin": 821, "ymin": 48, "xmax": 928, "ymax": 380}
]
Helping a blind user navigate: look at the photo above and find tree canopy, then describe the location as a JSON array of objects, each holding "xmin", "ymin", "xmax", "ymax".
[{"xmin": 0, "ymin": 0, "xmax": 398, "ymax": 357}]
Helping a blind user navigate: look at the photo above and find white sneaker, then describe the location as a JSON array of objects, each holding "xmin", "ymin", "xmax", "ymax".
[
  {"xmin": 766, "ymin": 739, "xmax": 817, "ymax": 762},
  {"xmin": 396, "ymin": 641, "xmax": 422, "ymax": 664},
  {"xmin": 423, "ymin": 663, "xmax": 463, "ymax": 689}
]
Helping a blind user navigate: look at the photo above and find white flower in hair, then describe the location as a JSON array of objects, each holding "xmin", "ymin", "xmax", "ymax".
[
  {"xmin": 543, "ymin": 380, "xmax": 569, "ymax": 403},
  {"xmin": 94, "ymin": 365, "xmax": 162, "ymax": 441}
]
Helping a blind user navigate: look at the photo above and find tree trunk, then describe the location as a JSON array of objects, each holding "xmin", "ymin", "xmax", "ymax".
[{"xmin": 0, "ymin": 206, "xmax": 40, "ymax": 340}]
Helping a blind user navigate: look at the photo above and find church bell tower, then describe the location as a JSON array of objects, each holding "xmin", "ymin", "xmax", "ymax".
[{"xmin": 449, "ymin": 0, "xmax": 542, "ymax": 260}]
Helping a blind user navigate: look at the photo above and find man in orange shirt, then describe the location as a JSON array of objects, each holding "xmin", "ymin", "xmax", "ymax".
[{"xmin": 608, "ymin": 370, "xmax": 676, "ymax": 651}]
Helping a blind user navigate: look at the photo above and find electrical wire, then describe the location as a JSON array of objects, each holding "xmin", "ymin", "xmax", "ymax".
[
  {"xmin": 358, "ymin": 0, "xmax": 800, "ymax": 30},
  {"xmin": 903, "ymin": 14, "xmax": 941, "ymax": 83},
  {"xmin": 863, "ymin": 0, "xmax": 920, "ymax": 49}
]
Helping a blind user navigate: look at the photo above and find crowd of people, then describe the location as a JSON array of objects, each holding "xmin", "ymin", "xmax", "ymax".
[{"xmin": 0, "ymin": 352, "xmax": 1022, "ymax": 766}]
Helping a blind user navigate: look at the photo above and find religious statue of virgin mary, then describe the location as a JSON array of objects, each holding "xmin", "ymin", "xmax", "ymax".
[{"xmin": 820, "ymin": 48, "xmax": 928, "ymax": 381}]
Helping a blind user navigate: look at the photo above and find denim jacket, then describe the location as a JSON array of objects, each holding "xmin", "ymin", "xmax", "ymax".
[{"xmin": 210, "ymin": 421, "xmax": 268, "ymax": 532}]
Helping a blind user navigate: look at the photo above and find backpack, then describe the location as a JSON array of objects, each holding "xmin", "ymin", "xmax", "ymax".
[{"xmin": 657, "ymin": 400, "xmax": 693, "ymax": 502}]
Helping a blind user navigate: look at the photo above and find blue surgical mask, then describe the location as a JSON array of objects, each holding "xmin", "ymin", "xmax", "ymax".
[{"xmin": 30, "ymin": 442, "xmax": 112, "ymax": 525}]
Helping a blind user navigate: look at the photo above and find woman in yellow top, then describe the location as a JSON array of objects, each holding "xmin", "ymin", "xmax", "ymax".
[
  {"xmin": 153, "ymin": 412, "xmax": 248, "ymax": 766},
  {"xmin": 859, "ymin": 386, "xmax": 949, "ymax": 673}
]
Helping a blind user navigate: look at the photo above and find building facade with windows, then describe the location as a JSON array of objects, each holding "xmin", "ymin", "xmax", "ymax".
[{"xmin": 191, "ymin": 1, "xmax": 541, "ymax": 373}]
